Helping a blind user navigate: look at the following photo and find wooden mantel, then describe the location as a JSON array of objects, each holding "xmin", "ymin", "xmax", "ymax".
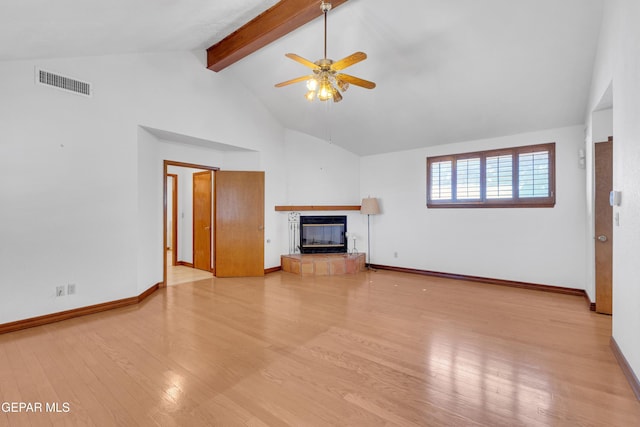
[{"xmin": 275, "ymin": 205, "xmax": 361, "ymax": 211}]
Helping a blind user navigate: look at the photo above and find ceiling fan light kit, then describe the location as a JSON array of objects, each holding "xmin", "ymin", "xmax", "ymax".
[{"xmin": 275, "ymin": 0, "xmax": 376, "ymax": 103}]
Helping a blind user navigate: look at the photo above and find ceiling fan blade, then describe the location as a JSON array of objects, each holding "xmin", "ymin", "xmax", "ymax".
[
  {"xmin": 331, "ymin": 52, "xmax": 367, "ymax": 71},
  {"xmin": 336, "ymin": 73, "xmax": 376, "ymax": 89},
  {"xmin": 285, "ymin": 53, "xmax": 319, "ymax": 70},
  {"xmin": 275, "ymin": 75, "xmax": 314, "ymax": 88}
]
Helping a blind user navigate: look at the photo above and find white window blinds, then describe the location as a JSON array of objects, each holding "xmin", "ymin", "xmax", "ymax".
[
  {"xmin": 456, "ymin": 158, "xmax": 481, "ymax": 199},
  {"xmin": 486, "ymin": 154, "xmax": 513, "ymax": 199},
  {"xmin": 519, "ymin": 151, "xmax": 550, "ymax": 198},
  {"xmin": 430, "ymin": 160, "xmax": 452, "ymax": 200}
]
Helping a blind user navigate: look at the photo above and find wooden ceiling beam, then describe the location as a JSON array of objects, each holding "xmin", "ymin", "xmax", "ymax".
[{"xmin": 207, "ymin": 0, "xmax": 348, "ymax": 72}]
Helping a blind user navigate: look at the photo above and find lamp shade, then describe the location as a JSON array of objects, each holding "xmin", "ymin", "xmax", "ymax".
[{"xmin": 360, "ymin": 197, "xmax": 380, "ymax": 215}]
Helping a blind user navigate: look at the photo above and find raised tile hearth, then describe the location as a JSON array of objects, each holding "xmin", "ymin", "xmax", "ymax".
[{"xmin": 281, "ymin": 253, "xmax": 366, "ymax": 276}]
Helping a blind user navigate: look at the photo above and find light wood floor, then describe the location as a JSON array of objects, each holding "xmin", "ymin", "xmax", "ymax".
[
  {"xmin": 166, "ymin": 250, "xmax": 213, "ymax": 286},
  {"xmin": 1, "ymin": 271, "xmax": 639, "ymax": 426},
  {"xmin": 167, "ymin": 265, "xmax": 213, "ymax": 286}
]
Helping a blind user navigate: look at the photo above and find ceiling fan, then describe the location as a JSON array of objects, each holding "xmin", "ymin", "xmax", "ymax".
[{"xmin": 275, "ymin": 0, "xmax": 376, "ymax": 102}]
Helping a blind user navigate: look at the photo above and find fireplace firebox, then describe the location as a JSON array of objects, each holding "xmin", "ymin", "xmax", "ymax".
[{"xmin": 300, "ymin": 215, "xmax": 347, "ymax": 254}]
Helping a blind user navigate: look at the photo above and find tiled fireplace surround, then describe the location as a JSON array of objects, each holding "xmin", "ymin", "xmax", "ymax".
[
  {"xmin": 279, "ymin": 208, "xmax": 366, "ymax": 276},
  {"xmin": 281, "ymin": 253, "xmax": 366, "ymax": 276}
]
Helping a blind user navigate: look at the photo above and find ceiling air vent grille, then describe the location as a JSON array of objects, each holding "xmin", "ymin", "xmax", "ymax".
[{"xmin": 36, "ymin": 69, "xmax": 92, "ymax": 97}]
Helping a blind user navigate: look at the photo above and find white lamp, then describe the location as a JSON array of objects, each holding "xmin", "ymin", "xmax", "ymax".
[{"xmin": 360, "ymin": 197, "xmax": 380, "ymax": 269}]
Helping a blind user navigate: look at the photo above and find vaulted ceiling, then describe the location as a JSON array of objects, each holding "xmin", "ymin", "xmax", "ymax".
[{"xmin": 0, "ymin": 0, "xmax": 604, "ymax": 155}]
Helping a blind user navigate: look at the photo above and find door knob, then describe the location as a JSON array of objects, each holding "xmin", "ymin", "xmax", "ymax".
[{"xmin": 597, "ymin": 235, "xmax": 608, "ymax": 242}]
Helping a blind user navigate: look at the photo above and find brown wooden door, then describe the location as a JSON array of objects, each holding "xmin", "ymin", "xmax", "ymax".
[
  {"xmin": 193, "ymin": 171, "xmax": 212, "ymax": 272},
  {"xmin": 215, "ymin": 171, "xmax": 265, "ymax": 277},
  {"xmin": 594, "ymin": 138, "xmax": 613, "ymax": 314}
]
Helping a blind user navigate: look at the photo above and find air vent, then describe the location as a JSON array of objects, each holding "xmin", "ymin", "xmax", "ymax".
[{"xmin": 36, "ymin": 68, "xmax": 92, "ymax": 97}]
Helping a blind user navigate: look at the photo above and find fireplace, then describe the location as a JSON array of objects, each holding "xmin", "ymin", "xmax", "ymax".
[{"xmin": 300, "ymin": 215, "xmax": 347, "ymax": 254}]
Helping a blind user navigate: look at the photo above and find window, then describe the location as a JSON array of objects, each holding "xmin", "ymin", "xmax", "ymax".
[{"xmin": 427, "ymin": 143, "xmax": 555, "ymax": 208}]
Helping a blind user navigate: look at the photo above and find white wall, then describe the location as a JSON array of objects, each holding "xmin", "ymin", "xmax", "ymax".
[
  {"xmin": 282, "ymin": 129, "xmax": 361, "ymax": 204},
  {"xmin": 176, "ymin": 167, "xmax": 195, "ymax": 264},
  {"xmin": 137, "ymin": 127, "xmax": 162, "ymax": 293},
  {"xmin": 276, "ymin": 129, "xmax": 365, "ymax": 255},
  {"xmin": 0, "ymin": 50, "xmax": 286, "ymax": 323},
  {"xmin": 592, "ymin": 108, "xmax": 613, "ymax": 143},
  {"xmin": 0, "ymin": 59, "xmax": 142, "ymax": 322},
  {"xmin": 585, "ymin": 0, "xmax": 640, "ymax": 380},
  {"xmin": 361, "ymin": 126, "xmax": 587, "ymax": 288}
]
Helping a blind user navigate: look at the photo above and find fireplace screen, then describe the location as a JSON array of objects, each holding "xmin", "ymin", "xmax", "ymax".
[{"xmin": 300, "ymin": 215, "xmax": 347, "ymax": 254}]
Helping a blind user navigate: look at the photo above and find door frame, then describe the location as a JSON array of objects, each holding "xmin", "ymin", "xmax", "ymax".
[
  {"xmin": 167, "ymin": 173, "xmax": 178, "ymax": 267},
  {"xmin": 163, "ymin": 160, "xmax": 219, "ymax": 287}
]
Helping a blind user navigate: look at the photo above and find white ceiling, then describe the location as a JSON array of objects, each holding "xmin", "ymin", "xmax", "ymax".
[
  {"xmin": 0, "ymin": 0, "xmax": 278, "ymax": 59},
  {"xmin": 0, "ymin": 0, "xmax": 604, "ymax": 156}
]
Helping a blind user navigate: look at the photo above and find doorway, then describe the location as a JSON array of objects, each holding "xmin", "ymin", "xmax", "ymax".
[
  {"xmin": 164, "ymin": 161, "xmax": 218, "ymax": 286},
  {"xmin": 162, "ymin": 163, "xmax": 267, "ymax": 284}
]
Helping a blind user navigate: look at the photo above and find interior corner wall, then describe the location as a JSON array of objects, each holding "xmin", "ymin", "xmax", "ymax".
[
  {"xmin": 278, "ymin": 129, "xmax": 365, "ymax": 256},
  {"xmin": 585, "ymin": 0, "xmax": 640, "ymax": 380},
  {"xmin": 137, "ymin": 128, "xmax": 162, "ymax": 293},
  {"xmin": 283, "ymin": 129, "xmax": 361, "ymax": 204},
  {"xmin": 0, "ymin": 50, "xmax": 286, "ymax": 324},
  {"xmin": 360, "ymin": 125, "xmax": 588, "ymax": 289},
  {"xmin": 592, "ymin": 108, "xmax": 613, "ymax": 143}
]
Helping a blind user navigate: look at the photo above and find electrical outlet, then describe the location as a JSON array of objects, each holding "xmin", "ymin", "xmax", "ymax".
[
  {"xmin": 56, "ymin": 286, "xmax": 65, "ymax": 297},
  {"xmin": 394, "ymin": 251, "xmax": 398, "ymax": 258},
  {"xmin": 67, "ymin": 284, "xmax": 76, "ymax": 295}
]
